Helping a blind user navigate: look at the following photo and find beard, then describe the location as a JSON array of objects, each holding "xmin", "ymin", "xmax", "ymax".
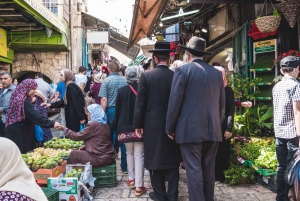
[{"xmin": 182, "ymin": 54, "xmax": 188, "ymax": 64}]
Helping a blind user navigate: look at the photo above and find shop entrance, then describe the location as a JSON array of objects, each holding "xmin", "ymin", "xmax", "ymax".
[{"xmin": 13, "ymin": 71, "xmax": 52, "ymax": 84}]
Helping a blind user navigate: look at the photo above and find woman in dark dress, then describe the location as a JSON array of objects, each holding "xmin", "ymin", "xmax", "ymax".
[
  {"xmin": 214, "ymin": 65, "xmax": 235, "ymax": 182},
  {"xmin": 5, "ymin": 79, "xmax": 58, "ymax": 154},
  {"xmin": 44, "ymin": 69, "xmax": 87, "ymax": 132},
  {"xmin": 90, "ymin": 73, "xmax": 106, "ymax": 104}
]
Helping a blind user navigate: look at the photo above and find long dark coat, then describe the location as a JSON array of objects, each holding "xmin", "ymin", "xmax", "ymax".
[
  {"xmin": 5, "ymin": 99, "xmax": 55, "ymax": 153},
  {"xmin": 51, "ymin": 83, "xmax": 87, "ymax": 132},
  {"xmin": 165, "ymin": 59, "xmax": 225, "ymax": 143},
  {"xmin": 133, "ymin": 65, "xmax": 181, "ymax": 170}
]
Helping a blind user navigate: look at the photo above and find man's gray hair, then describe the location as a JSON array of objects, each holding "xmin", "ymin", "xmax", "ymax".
[
  {"xmin": 0, "ymin": 72, "xmax": 12, "ymax": 78},
  {"xmin": 125, "ymin": 66, "xmax": 139, "ymax": 83},
  {"xmin": 185, "ymin": 50, "xmax": 203, "ymax": 60}
]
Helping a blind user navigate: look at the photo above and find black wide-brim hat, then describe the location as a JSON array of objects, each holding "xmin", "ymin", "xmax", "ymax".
[
  {"xmin": 179, "ymin": 36, "xmax": 211, "ymax": 56},
  {"xmin": 148, "ymin": 42, "xmax": 176, "ymax": 53}
]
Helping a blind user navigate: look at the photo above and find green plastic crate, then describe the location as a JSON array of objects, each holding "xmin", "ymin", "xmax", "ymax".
[
  {"xmin": 93, "ymin": 161, "xmax": 117, "ymax": 188},
  {"xmin": 41, "ymin": 187, "xmax": 59, "ymax": 201},
  {"xmin": 251, "ymin": 163, "xmax": 276, "ymax": 176}
]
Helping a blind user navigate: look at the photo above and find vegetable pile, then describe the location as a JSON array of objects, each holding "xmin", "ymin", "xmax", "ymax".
[{"xmin": 44, "ymin": 137, "xmax": 84, "ymax": 149}]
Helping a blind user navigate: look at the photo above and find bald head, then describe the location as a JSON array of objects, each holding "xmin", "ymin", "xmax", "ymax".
[{"xmin": 108, "ymin": 61, "xmax": 120, "ymax": 73}]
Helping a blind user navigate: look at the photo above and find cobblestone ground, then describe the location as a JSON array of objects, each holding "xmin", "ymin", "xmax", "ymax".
[{"xmin": 50, "ymin": 114, "xmax": 276, "ymax": 201}]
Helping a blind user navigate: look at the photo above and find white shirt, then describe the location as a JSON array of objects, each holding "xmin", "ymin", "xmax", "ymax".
[
  {"xmin": 35, "ymin": 78, "xmax": 54, "ymax": 100},
  {"xmin": 75, "ymin": 74, "xmax": 87, "ymax": 86}
]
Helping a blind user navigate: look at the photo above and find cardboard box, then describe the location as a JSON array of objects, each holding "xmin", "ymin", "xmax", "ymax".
[{"xmin": 33, "ymin": 161, "xmax": 67, "ymax": 184}]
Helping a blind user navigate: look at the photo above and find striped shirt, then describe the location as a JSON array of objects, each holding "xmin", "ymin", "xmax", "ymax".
[
  {"xmin": 273, "ymin": 76, "xmax": 300, "ymax": 139},
  {"xmin": 99, "ymin": 73, "xmax": 127, "ymax": 107}
]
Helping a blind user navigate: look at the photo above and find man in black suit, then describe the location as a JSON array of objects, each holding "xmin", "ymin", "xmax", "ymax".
[
  {"xmin": 134, "ymin": 42, "xmax": 181, "ymax": 201},
  {"xmin": 166, "ymin": 36, "xmax": 225, "ymax": 201}
]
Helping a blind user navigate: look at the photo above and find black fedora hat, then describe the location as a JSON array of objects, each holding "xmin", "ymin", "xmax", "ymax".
[
  {"xmin": 148, "ymin": 42, "xmax": 176, "ymax": 53},
  {"xmin": 179, "ymin": 36, "xmax": 211, "ymax": 56}
]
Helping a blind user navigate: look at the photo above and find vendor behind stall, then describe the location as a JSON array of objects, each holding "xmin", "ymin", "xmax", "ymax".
[{"xmin": 57, "ymin": 104, "xmax": 117, "ymax": 167}]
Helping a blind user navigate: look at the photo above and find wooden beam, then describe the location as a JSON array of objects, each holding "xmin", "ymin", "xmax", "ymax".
[
  {"xmin": 0, "ymin": 14, "xmax": 23, "ymax": 17},
  {"xmin": 0, "ymin": 8, "xmax": 15, "ymax": 11},
  {"xmin": 12, "ymin": 27, "xmax": 43, "ymax": 31},
  {"xmin": 0, "ymin": 22, "xmax": 36, "ymax": 26}
]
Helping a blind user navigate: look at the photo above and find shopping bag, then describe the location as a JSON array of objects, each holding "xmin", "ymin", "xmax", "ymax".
[
  {"xmin": 35, "ymin": 125, "xmax": 44, "ymax": 142},
  {"xmin": 80, "ymin": 124, "xmax": 86, "ymax": 131},
  {"xmin": 285, "ymin": 149, "xmax": 300, "ymax": 185}
]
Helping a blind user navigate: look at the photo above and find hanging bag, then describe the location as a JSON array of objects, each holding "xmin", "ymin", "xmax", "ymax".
[
  {"xmin": 255, "ymin": 0, "xmax": 281, "ymax": 33},
  {"xmin": 35, "ymin": 125, "xmax": 44, "ymax": 142},
  {"xmin": 285, "ymin": 148, "xmax": 300, "ymax": 185}
]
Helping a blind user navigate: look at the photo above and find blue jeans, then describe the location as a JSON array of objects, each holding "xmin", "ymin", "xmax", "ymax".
[
  {"xmin": 276, "ymin": 137, "xmax": 299, "ymax": 201},
  {"xmin": 106, "ymin": 107, "xmax": 127, "ymax": 172}
]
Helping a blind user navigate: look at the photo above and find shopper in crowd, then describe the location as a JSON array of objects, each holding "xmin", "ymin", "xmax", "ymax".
[
  {"xmin": 142, "ymin": 59, "xmax": 152, "ymax": 71},
  {"xmin": 212, "ymin": 62, "xmax": 235, "ymax": 183},
  {"xmin": 43, "ymin": 69, "xmax": 87, "ymax": 132},
  {"xmin": 5, "ymin": 79, "xmax": 59, "ymax": 153},
  {"xmin": 273, "ymin": 56, "xmax": 300, "ymax": 201},
  {"xmin": 91, "ymin": 73, "xmax": 106, "ymax": 105},
  {"xmin": 115, "ymin": 66, "xmax": 146, "ymax": 196},
  {"xmin": 134, "ymin": 42, "xmax": 181, "ymax": 201},
  {"xmin": 53, "ymin": 80, "xmax": 66, "ymax": 138},
  {"xmin": 34, "ymin": 72, "xmax": 55, "ymax": 102},
  {"xmin": 101, "ymin": 66, "xmax": 109, "ymax": 76},
  {"xmin": 0, "ymin": 137, "xmax": 48, "ymax": 201},
  {"xmin": 0, "ymin": 72, "xmax": 15, "ymax": 137},
  {"xmin": 169, "ymin": 60, "xmax": 183, "ymax": 71},
  {"xmin": 166, "ymin": 37, "xmax": 225, "ymax": 201},
  {"xmin": 56, "ymin": 104, "xmax": 116, "ymax": 167},
  {"xmin": 75, "ymin": 66, "xmax": 88, "ymax": 92},
  {"xmin": 99, "ymin": 61, "xmax": 128, "ymax": 174},
  {"xmin": 31, "ymin": 90, "xmax": 53, "ymax": 142},
  {"xmin": 119, "ymin": 66, "xmax": 127, "ymax": 77},
  {"xmin": 12, "ymin": 78, "xmax": 18, "ymax": 86}
]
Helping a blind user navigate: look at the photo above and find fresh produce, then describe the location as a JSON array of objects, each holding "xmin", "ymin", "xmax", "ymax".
[
  {"xmin": 44, "ymin": 137, "xmax": 84, "ymax": 149},
  {"xmin": 65, "ymin": 168, "xmax": 83, "ymax": 179},
  {"xmin": 233, "ymin": 135, "xmax": 251, "ymax": 144},
  {"xmin": 254, "ymin": 145, "xmax": 277, "ymax": 170},
  {"xmin": 21, "ymin": 147, "xmax": 71, "ymax": 171},
  {"xmin": 224, "ymin": 165, "xmax": 256, "ymax": 186},
  {"xmin": 238, "ymin": 142, "xmax": 261, "ymax": 161}
]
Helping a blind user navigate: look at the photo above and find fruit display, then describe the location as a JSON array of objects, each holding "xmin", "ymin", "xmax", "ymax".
[
  {"xmin": 43, "ymin": 137, "xmax": 84, "ymax": 149},
  {"xmin": 22, "ymin": 147, "xmax": 71, "ymax": 171},
  {"xmin": 65, "ymin": 168, "xmax": 83, "ymax": 179}
]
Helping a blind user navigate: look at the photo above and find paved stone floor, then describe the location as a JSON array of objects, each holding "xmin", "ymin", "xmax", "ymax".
[{"xmin": 50, "ymin": 114, "xmax": 276, "ymax": 201}]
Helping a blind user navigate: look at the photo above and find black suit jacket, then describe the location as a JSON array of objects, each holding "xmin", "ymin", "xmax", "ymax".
[{"xmin": 166, "ymin": 59, "xmax": 225, "ymax": 143}]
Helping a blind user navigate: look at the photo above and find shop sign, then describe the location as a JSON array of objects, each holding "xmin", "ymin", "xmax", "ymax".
[
  {"xmin": 24, "ymin": 0, "xmax": 52, "ymax": 23},
  {"xmin": 254, "ymin": 40, "xmax": 276, "ymax": 53},
  {"xmin": 0, "ymin": 28, "xmax": 7, "ymax": 58}
]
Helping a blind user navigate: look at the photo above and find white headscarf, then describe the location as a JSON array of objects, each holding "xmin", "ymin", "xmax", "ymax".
[
  {"xmin": 87, "ymin": 104, "xmax": 107, "ymax": 124},
  {"xmin": 0, "ymin": 137, "xmax": 47, "ymax": 201}
]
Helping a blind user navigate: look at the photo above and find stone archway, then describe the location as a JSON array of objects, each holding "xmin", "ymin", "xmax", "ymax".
[
  {"xmin": 13, "ymin": 71, "xmax": 52, "ymax": 84},
  {"xmin": 12, "ymin": 52, "xmax": 68, "ymax": 84}
]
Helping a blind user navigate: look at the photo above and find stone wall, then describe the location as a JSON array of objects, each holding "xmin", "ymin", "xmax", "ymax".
[{"xmin": 13, "ymin": 51, "xmax": 68, "ymax": 83}]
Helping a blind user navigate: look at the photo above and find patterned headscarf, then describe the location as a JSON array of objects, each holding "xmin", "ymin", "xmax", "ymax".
[
  {"xmin": 87, "ymin": 104, "xmax": 107, "ymax": 124},
  {"xmin": 5, "ymin": 79, "xmax": 38, "ymax": 127},
  {"xmin": 61, "ymin": 69, "xmax": 75, "ymax": 105},
  {"xmin": 214, "ymin": 66, "xmax": 228, "ymax": 87}
]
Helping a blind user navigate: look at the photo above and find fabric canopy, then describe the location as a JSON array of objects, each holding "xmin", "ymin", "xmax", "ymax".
[{"xmin": 128, "ymin": 0, "xmax": 169, "ymax": 49}]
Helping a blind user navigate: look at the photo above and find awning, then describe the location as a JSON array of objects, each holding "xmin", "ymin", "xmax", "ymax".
[
  {"xmin": 82, "ymin": 12, "xmax": 140, "ymax": 60},
  {"xmin": 128, "ymin": 0, "xmax": 169, "ymax": 49},
  {"xmin": 110, "ymin": 30, "xmax": 140, "ymax": 60}
]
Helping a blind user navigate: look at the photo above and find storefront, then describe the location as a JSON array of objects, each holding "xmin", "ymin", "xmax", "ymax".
[{"xmin": 0, "ymin": 28, "xmax": 14, "ymax": 72}]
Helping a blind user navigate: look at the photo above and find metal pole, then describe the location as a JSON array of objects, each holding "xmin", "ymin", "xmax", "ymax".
[{"xmin": 69, "ymin": 0, "xmax": 73, "ymax": 70}]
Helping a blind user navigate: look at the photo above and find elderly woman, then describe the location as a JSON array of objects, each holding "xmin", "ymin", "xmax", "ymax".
[
  {"xmin": 0, "ymin": 137, "xmax": 48, "ymax": 201},
  {"xmin": 90, "ymin": 73, "xmax": 106, "ymax": 104},
  {"xmin": 115, "ymin": 66, "xmax": 146, "ymax": 196},
  {"xmin": 57, "ymin": 104, "xmax": 116, "ymax": 167},
  {"xmin": 5, "ymin": 79, "xmax": 59, "ymax": 153},
  {"xmin": 44, "ymin": 69, "xmax": 87, "ymax": 132}
]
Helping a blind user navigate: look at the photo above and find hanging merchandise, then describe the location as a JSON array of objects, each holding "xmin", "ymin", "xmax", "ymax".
[
  {"xmin": 247, "ymin": 22, "xmax": 278, "ymax": 40},
  {"xmin": 255, "ymin": 0, "xmax": 281, "ymax": 33},
  {"xmin": 278, "ymin": 0, "xmax": 300, "ymax": 28}
]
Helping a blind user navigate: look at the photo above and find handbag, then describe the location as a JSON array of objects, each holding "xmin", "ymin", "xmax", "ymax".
[
  {"xmin": 79, "ymin": 124, "xmax": 86, "ymax": 131},
  {"xmin": 285, "ymin": 149, "xmax": 300, "ymax": 185},
  {"xmin": 35, "ymin": 125, "xmax": 44, "ymax": 142}
]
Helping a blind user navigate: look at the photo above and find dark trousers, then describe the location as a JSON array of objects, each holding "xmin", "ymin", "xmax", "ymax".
[
  {"xmin": 276, "ymin": 137, "xmax": 299, "ymax": 201},
  {"xmin": 149, "ymin": 168, "xmax": 179, "ymax": 201},
  {"xmin": 0, "ymin": 120, "xmax": 5, "ymax": 137},
  {"xmin": 180, "ymin": 142, "xmax": 219, "ymax": 201}
]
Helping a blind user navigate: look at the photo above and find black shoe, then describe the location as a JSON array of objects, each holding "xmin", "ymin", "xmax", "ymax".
[
  {"xmin": 122, "ymin": 171, "xmax": 128, "ymax": 175},
  {"xmin": 149, "ymin": 191, "xmax": 155, "ymax": 200}
]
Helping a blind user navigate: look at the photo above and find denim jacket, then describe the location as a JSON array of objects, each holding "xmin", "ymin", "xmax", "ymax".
[{"xmin": 0, "ymin": 84, "xmax": 15, "ymax": 123}]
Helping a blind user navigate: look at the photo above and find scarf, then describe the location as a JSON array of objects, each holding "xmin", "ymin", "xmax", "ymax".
[
  {"xmin": 5, "ymin": 79, "xmax": 37, "ymax": 127},
  {"xmin": 87, "ymin": 104, "xmax": 107, "ymax": 124},
  {"xmin": 0, "ymin": 137, "xmax": 48, "ymax": 201},
  {"xmin": 94, "ymin": 73, "xmax": 106, "ymax": 83},
  {"xmin": 62, "ymin": 69, "xmax": 75, "ymax": 105},
  {"xmin": 214, "ymin": 66, "xmax": 228, "ymax": 87}
]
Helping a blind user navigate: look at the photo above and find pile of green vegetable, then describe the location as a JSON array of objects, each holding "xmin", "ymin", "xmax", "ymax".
[{"xmin": 224, "ymin": 165, "xmax": 256, "ymax": 186}]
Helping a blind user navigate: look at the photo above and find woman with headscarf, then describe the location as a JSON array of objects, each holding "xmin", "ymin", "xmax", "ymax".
[
  {"xmin": 44, "ymin": 69, "xmax": 87, "ymax": 132},
  {"xmin": 213, "ymin": 63, "xmax": 235, "ymax": 183},
  {"xmin": 57, "ymin": 104, "xmax": 116, "ymax": 167},
  {"xmin": 115, "ymin": 66, "xmax": 146, "ymax": 196},
  {"xmin": 30, "ymin": 90, "xmax": 53, "ymax": 142},
  {"xmin": 0, "ymin": 137, "xmax": 48, "ymax": 201},
  {"xmin": 90, "ymin": 73, "xmax": 106, "ymax": 104},
  {"xmin": 5, "ymin": 79, "xmax": 58, "ymax": 154}
]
